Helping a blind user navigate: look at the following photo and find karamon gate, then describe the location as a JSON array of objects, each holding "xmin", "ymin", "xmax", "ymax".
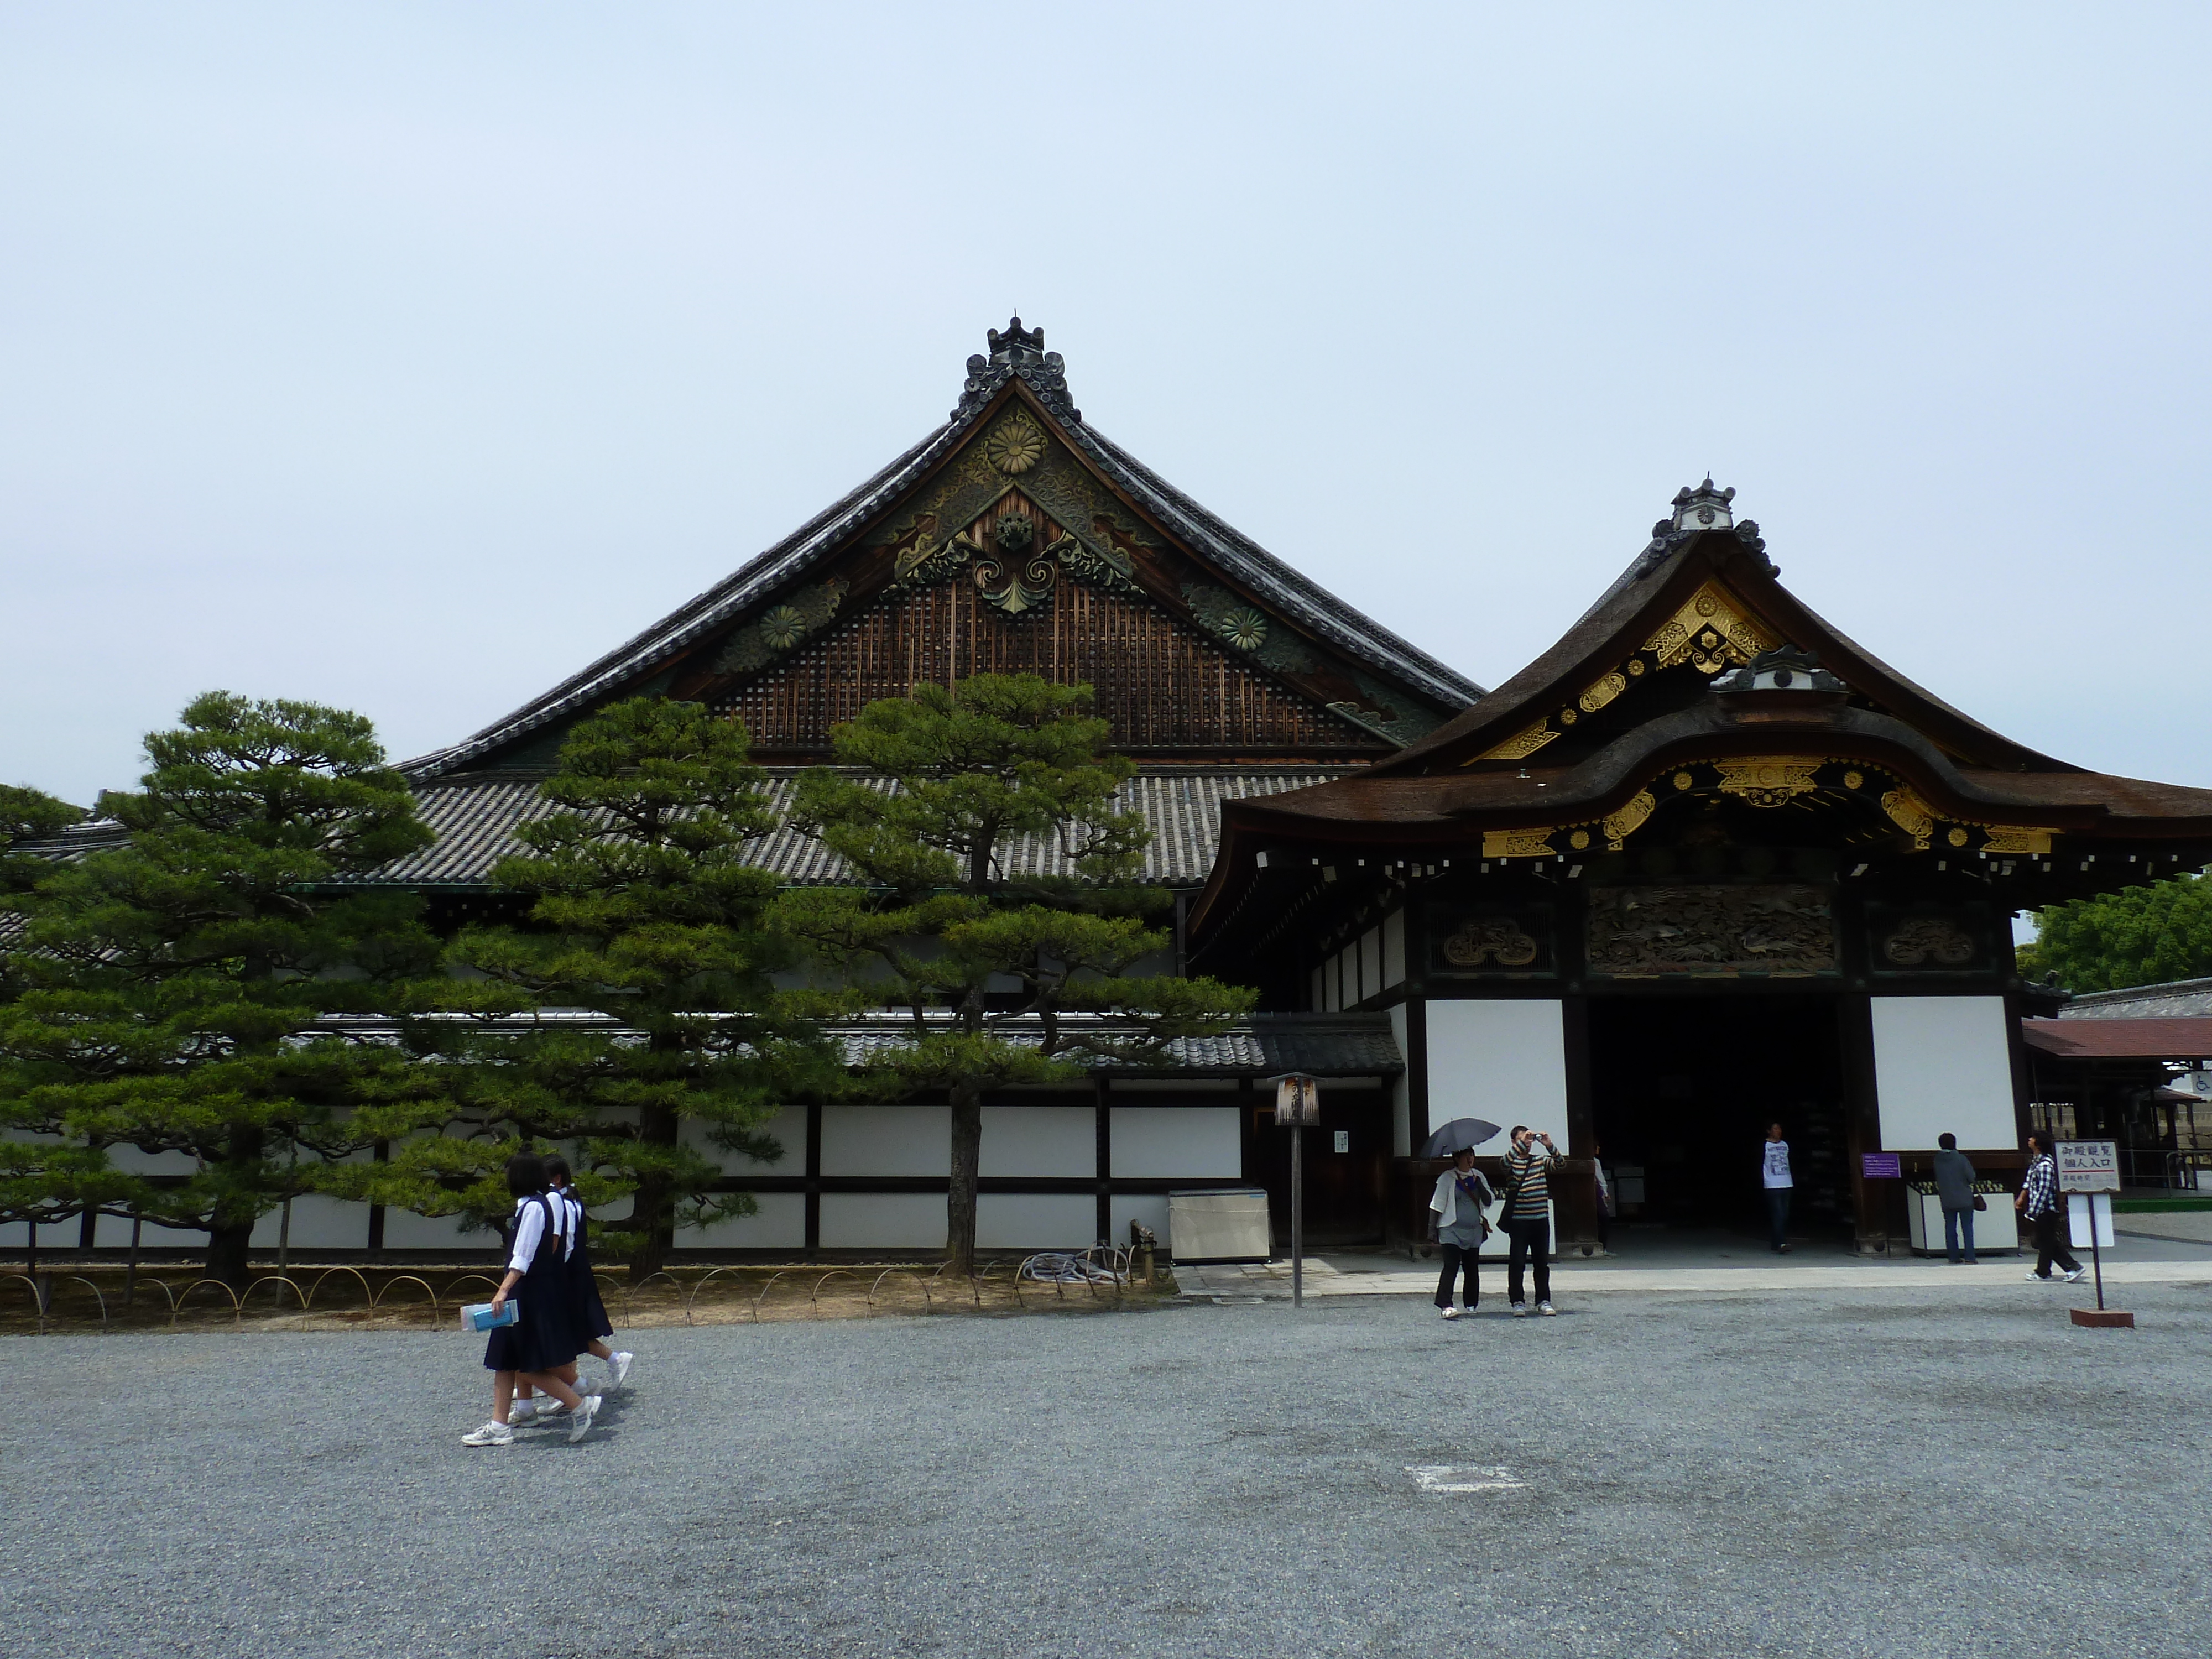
[{"xmin": 1190, "ymin": 481, "xmax": 2212, "ymax": 1251}]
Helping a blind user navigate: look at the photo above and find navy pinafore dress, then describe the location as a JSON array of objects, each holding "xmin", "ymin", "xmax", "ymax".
[
  {"xmin": 559, "ymin": 1186, "xmax": 615, "ymax": 1342},
  {"xmin": 483, "ymin": 1194, "xmax": 581, "ymax": 1375}
]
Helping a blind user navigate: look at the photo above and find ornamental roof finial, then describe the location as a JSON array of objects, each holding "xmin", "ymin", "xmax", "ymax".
[
  {"xmin": 1670, "ymin": 477, "xmax": 1736, "ymax": 533},
  {"xmin": 985, "ymin": 315, "xmax": 1046, "ymax": 366},
  {"xmin": 956, "ymin": 316, "xmax": 1078, "ymax": 424}
]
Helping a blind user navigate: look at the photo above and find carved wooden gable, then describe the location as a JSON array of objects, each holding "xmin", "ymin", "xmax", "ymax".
[
  {"xmin": 418, "ymin": 321, "xmax": 1478, "ymax": 780},
  {"xmin": 691, "ymin": 397, "xmax": 1429, "ymax": 759}
]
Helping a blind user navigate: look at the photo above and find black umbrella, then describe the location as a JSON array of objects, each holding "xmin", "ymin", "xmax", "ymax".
[{"xmin": 1421, "ymin": 1117, "xmax": 1504, "ymax": 1159}]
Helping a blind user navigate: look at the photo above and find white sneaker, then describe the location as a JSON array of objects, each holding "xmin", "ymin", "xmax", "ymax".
[
  {"xmin": 462, "ymin": 1421, "xmax": 514, "ymax": 1447},
  {"xmin": 1537, "ymin": 1301, "xmax": 1557, "ymax": 1317},
  {"xmin": 567, "ymin": 1394, "xmax": 601, "ymax": 1443},
  {"xmin": 609, "ymin": 1352, "xmax": 634, "ymax": 1390},
  {"xmin": 510, "ymin": 1400, "xmax": 539, "ymax": 1423},
  {"xmin": 2026, "ymin": 1271, "xmax": 2052, "ymax": 1282},
  {"xmin": 535, "ymin": 1399, "xmax": 569, "ymax": 1421},
  {"xmin": 2062, "ymin": 1267, "xmax": 2088, "ymax": 1284},
  {"xmin": 1510, "ymin": 1302, "xmax": 1528, "ymax": 1317},
  {"xmin": 1439, "ymin": 1306, "xmax": 1461, "ymax": 1321}
]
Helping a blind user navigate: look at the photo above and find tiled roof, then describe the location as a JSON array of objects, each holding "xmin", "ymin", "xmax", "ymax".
[
  {"xmin": 2058, "ymin": 977, "xmax": 2212, "ymax": 1019},
  {"xmin": 405, "ymin": 329, "xmax": 1480, "ymax": 780},
  {"xmin": 306, "ymin": 1009, "xmax": 1401, "ymax": 1077},
  {"xmin": 359, "ymin": 766, "xmax": 1349, "ymax": 889}
]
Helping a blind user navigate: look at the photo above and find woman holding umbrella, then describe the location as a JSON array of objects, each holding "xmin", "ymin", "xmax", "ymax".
[{"xmin": 1425, "ymin": 1117, "xmax": 1500, "ymax": 1320}]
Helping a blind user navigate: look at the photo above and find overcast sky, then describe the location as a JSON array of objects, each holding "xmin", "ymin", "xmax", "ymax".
[{"xmin": 5, "ymin": 4, "xmax": 2208, "ymax": 808}]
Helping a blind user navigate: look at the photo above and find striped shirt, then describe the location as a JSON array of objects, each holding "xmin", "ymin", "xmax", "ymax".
[
  {"xmin": 2020, "ymin": 1154, "xmax": 2060, "ymax": 1218},
  {"xmin": 1501, "ymin": 1143, "xmax": 1561, "ymax": 1219}
]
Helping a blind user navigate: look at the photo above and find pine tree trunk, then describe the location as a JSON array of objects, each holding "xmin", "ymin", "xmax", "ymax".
[
  {"xmin": 627, "ymin": 1098, "xmax": 679, "ymax": 1280},
  {"xmin": 946, "ymin": 1081, "xmax": 983, "ymax": 1277},
  {"xmin": 205, "ymin": 1222, "xmax": 255, "ymax": 1290}
]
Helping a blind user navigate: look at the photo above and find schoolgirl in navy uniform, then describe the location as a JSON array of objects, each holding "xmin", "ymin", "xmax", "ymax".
[
  {"xmin": 545, "ymin": 1154, "xmax": 632, "ymax": 1392},
  {"xmin": 462, "ymin": 1152, "xmax": 600, "ymax": 1447},
  {"xmin": 510, "ymin": 1155, "xmax": 632, "ymax": 1426}
]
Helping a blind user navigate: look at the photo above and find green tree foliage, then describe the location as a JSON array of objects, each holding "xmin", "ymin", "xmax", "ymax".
[
  {"xmin": 1, "ymin": 784, "xmax": 85, "ymax": 901},
  {"xmin": 774, "ymin": 674, "xmax": 1254, "ymax": 1274},
  {"xmin": 0, "ymin": 694, "xmax": 442, "ymax": 1285},
  {"xmin": 368, "ymin": 697, "xmax": 837, "ymax": 1278},
  {"xmin": 2018, "ymin": 872, "xmax": 2212, "ymax": 993}
]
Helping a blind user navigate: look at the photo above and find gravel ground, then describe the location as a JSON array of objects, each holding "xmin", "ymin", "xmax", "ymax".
[{"xmin": 8, "ymin": 1285, "xmax": 2210, "ymax": 1659}]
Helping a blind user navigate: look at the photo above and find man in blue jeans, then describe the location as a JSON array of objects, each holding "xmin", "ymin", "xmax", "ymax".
[{"xmin": 1762, "ymin": 1123, "xmax": 1793, "ymax": 1253}]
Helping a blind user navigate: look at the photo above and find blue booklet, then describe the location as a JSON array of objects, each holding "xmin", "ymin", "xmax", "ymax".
[{"xmin": 460, "ymin": 1301, "xmax": 520, "ymax": 1333}]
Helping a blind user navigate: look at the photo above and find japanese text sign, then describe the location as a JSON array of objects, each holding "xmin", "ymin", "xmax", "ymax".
[{"xmin": 2056, "ymin": 1140, "xmax": 2120, "ymax": 1194}]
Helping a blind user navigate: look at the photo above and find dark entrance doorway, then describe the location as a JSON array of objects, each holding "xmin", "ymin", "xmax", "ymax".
[{"xmin": 1588, "ymin": 994, "xmax": 1852, "ymax": 1238}]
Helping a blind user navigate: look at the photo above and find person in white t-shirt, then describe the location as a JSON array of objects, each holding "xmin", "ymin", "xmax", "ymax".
[{"xmin": 1761, "ymin": 1124, "xmax": 1793, "ymax": 1254}]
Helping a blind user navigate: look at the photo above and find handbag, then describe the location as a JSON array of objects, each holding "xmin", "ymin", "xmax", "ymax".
[{"xmin": 1972, "ymin": 1193, "xmax": 1987, "ymax": 1211}]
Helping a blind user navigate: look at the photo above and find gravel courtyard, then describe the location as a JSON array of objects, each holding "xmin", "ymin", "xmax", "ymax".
[{"xmin": 9, "ymin": 1285, "xmax": 2209, "ymax": 1659}]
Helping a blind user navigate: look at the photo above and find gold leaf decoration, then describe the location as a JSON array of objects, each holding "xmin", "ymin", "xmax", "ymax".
[
  {"xmin": 1469, "ymin": 718, "xmax": 1558, "ymax": 765},
  {"xmin": 1603, "ymin": 789, "xmax": 1657, "ymax": 849},
  {"xmin": 1481, "ymin": 829, "xmax": 1559, "ymax": 860},
  {"xmin": 1981, "ymin": 828, "xmax": 2054, "ymax": 854},
  {"xmin": 1642, "ymin": 582, "xmax": 1778, "ymax": 674},
  {"xmin": 1714, "ymin": 757, "xmax": 1822, "ymax": 808},
  {"xmin": 984, "ymin": 411, "xmax": 1046, "ymax": 475},
  {"xmin": 1579, "ymin": 671, "xmax": 1628, "ymax": 714},
  {"xmin": 1881, "ymin": 788, "xmax": 1937, "ymax": 849}
]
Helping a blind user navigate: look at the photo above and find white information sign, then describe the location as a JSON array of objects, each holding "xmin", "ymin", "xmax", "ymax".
[{"xmin": 2056, "ymin": 1140, "xmax": 2120, "ymax": 1194}]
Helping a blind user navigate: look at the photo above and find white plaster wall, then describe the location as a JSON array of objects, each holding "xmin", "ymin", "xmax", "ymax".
[
  {"xmin": 977, "ymin": 1193, "xmax": 1095, "ymax": 1248},
  {"xmin": 820, "ymin": 1106, "xmax": 951, "ymax": 1177},
  {"xmin": 980, "ymin": 1107, "xmax": 1094, "ymax": 1178},
  {"xmin": 1426, "ymin": 999, "xmax": 1571, "ymax": 1147},
  {"xmin": 688, "ymin": 1192, "xmax": 806, "ymax": 1249},
  {"xmin": 692, "ymin": 1105, "xmax": 803, "ymax": 1173},
  {"xmin": 1109, "ymin": 1106, "xmax": 1243, "ymax": 1180},
  {"xmin": 1871, "ymin": 995, "xmax": 2020, "ymax": 1150},
  {"xmin": 248, "ymin": 1195, "xmax": 367, "ymax": 1249},
  {"xmin": 1384, "ymin": 909, "xmax": 1406, "ymax": 988},
  {"xmin": 1389, "ymin": 1003, "xmax": 1413, "ymax": 1157},
  {"xmin": 1111, "ymin": 1193, "xmax": 1172, "ymax": 1250},
  {"xmin": 820, "ymin": 1191, "xmax": 945, "ymax": 1249},
  {"xmin": 380, "ymin": 1209, "xmax": 484, "ymax": 1250},
  {"xmin": 1359, "ymin": 927, "xmax": 1381, "ymax": 1003}
]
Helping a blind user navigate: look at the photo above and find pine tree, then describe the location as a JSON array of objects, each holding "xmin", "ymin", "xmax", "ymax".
[
  {"xmin": 0, "ymin": 695, "xmax": 442, "ymax": 1286},
  {"xmin": 774, "ymin": 674, "xmax": 1254, "ymax": 1275},
  {"xmin": 385, "ymin": 697, "xmax": 837, "ymax": 1279}
]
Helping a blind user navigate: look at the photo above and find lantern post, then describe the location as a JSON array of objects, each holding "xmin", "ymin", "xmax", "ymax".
[{"xmin": 1272, "ymin": 1074, "xmax": 1321, "ymax": 1307}]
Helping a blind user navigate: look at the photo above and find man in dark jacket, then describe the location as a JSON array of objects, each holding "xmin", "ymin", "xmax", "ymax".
[{"xmin": 1932, "ymin": 1132, "xmax": 1979, "ymax": 1264}]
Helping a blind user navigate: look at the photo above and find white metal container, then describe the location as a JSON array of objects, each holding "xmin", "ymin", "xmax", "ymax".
[{"xmin": 1907, "ymin": 1190, "xmax": 2020, "ymax": 1255}]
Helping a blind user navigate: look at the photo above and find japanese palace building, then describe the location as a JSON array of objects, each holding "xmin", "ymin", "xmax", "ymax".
[{"xmin": 35, "ymin": 317, "xmax": 2212, "ymax": 1262}]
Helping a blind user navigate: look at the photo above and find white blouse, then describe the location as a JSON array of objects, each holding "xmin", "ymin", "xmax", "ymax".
[{"xmin": 505, "ymin": 1195, "xmax": 548, "ymax": 1274}]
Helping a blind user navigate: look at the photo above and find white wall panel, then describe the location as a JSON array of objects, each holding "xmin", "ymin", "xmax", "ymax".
[
  {"xmin": 1384, "ymin": 909, "xmax": 1406, "ymax": 989},
  {"xmin": 820, "ymin": 1106, "xmax": 951, "ymax": 1177},
  {"xmin": 980, "ymin": 1107, "xmax": 1094, "ymax": 1178},
  {"xmin": 691, "ymin": 1106, "xmax": 804, "ymax": 1173},
  {"xmin": 1110, "ymin": 1194, "xmax": 1172, "ymax": 1250},
  {"xmin": 249, "ymin": 1196, "xmax": 366, "ymax": 1249},
  {"xmin": 1109, "ymin": 1106, "xmax": 1243, "ymax": 1180},
  {"xmin": 688, "ymin": 1192, "xmax": 806, "ymax": 1248},
  {"xmin": 819, "ymin": 1192, "xmax": 945, "ymax": 1249},
  {"xmin": 1425, "ymin": 1000, "xmax": 1570, "ymax": 1147},
  {"xmin": 380, "ymin": 1209, "xmax": 482, "ymax": 1249},
  {"xmin": 977, "ymin": 1193, "xmax": 1095, "ymax": 1248},
  {"xmin": 1359, "ymin": 928, "xmax": 1381, "ymax": 1003},
  {"xmin": 1871, "ymin": 995, "xmax": 2019, "ymax": 1150}
]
